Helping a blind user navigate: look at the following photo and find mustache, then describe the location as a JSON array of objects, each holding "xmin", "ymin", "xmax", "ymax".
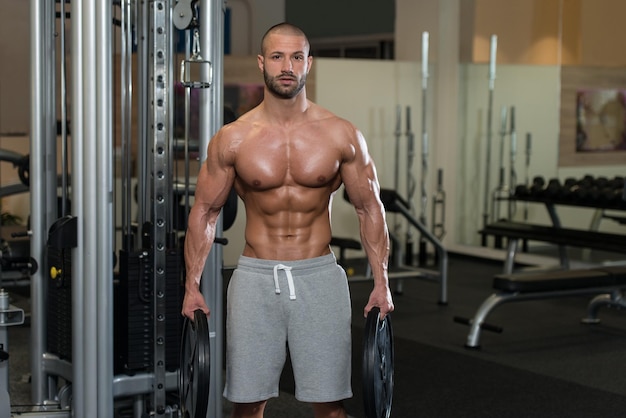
[{"xmin": 276, "ymin": 72, "xmax": 296, "ymax": 80}]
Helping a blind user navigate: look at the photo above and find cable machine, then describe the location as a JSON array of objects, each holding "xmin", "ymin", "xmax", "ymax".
[{"xmin": 21, "ymin": 0, "xmax": 225, "ymax": 416}]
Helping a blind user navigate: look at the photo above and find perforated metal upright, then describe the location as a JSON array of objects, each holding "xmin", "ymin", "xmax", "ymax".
[{"xmin": 149, "ymin": 0, "xmax": 171, "ymax": 414}]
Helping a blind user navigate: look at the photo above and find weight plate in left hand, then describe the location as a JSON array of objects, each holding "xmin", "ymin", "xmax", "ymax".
[
  {"xmin": 362, "ymin": 307, "xmax": 394, "ymax": 418},
  {"xmin": 179, "ymin": 309, "xmax": 211, "ymax": 418}
]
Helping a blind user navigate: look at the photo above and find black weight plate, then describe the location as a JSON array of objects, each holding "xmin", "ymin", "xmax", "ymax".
[
  {"xmin": 179, "ymin": 309, "xmax": 211, "ymax": 418},
  {"xmin": 362, "ymin": 307, "xmax": 394, "ymax": 418}
]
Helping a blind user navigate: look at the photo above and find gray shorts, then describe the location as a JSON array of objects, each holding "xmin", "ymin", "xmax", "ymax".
[{"xmin": 223, "ymin": 253, "xmax": 353, "ymax": 403}]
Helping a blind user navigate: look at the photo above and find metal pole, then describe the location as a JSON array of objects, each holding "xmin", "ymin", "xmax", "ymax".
[
  {"xmin": 29, "ymin": 0, "xmax": 45, "ymax": 403},
  {"xmin": 70, "ymin": 0, "xmax": 85, "ymax": 413},
  {"xmin": 81, "ymin": 0, "xmax": 99, "ymax": 413},
  {"xmin": 491, "ymin": 106, "xmax": 507, "ymax": 222},
  {"xmin": 168, "ymin": 3, "xmax": 176, "ymax": 235},
  {"xmin": 405, "ymin": 106, "xmax": 415, "ymax": 265},
  {"xmin": 508, "ymin": 106, "xmax": 517, "ymax": 220},
  {"xmin": 432, "ymin": 168, "xmax": 446, "ymax": 240},
  {"xmin": 121, "ymin": 0, "xmax": 134, "ymax": 251},
  {"xmin": 483, "ymin": 34, "xmax": 497, "ymax": 229},
  {"xmin": 29, "ymin": 0, "xmax": 56, "ymax": 403},
  {"xmin": 393, "ymin": 105, "xmax": 401, "ymax": 193},
  {"xmin": 393, "ymin": 105, "xmax": 401, "ymax": 238},
  {"xmin": 137, "ymin": 0, "xmax": 150, "ymax": 246},
  {"xmin": 71, "ymin": 2, "xmax": 88, "ymax": 416},
  {"xmin": 418, "ymin": 31, "xmax": 429, "ymax": 265},
  {"xmin": 59, "ymin": 0, "xmax": 69, "ymax": 218},
  {"xmin": 96, "ymin": 0, "xmax": 114, "ymax": 415},
  {"xmin": 200, "ymin": 1, "xmax": 224, "ymax": 417},
  {"xmin": 523, "ymin": 133, "xmax": 532, "ymax": 221},
  {"xmin": 184, "ymin": 31, "xmax": 192, "ymax": 218}
]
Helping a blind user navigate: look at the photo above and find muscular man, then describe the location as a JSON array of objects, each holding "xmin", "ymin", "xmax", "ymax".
[{"xmin": 182, "ymin": 22, "xmax": 394, "ymax": 418}]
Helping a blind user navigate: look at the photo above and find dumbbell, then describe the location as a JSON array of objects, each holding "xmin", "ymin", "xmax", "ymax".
[
  {"xmin": 567, "ymin": 175, "xmax": 604, "ymax": 203},
  {"xmin": 580, "ymin": 175, "xmax": 595, "ymax": 188},
  {"xmin": 540, "ymin": 178, "xmax": 562, "ymax": 200},
  {"xmin": 514, "ymin": 184, "xmax": 530, "ymax": 198},
  {"xmin": 597, "ymin": 187, "xmax": 622, "ymax": 204},
  {"xmin": 608, "ymin": 176, "xmax": 624, "ymax": 191},
  {"xmin": 529, "ymin": 176, "xmax": 546, "ymax": 197},
  {"xmin": 558, "ymin": 178, "xmax": 578, "ymax": 201},
  {"xmin": 594, "ymin": 176, "xmax": 609, "ymax": 189}
]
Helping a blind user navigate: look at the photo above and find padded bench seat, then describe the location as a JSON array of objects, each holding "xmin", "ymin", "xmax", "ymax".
[
  {"xmin": 480, "ymin": 221, "xmax": 626, "ymax": 274},
  {"xmin": 461, "ymin": 265, "xmax": 626, "ymax": 348},
  {"xmin": 480, "ymin": 221, "xmax": 626, "ymax": 254},
  {"xmin": 493, "ymin": 266, "xmax": 626, "ymax": 293}
]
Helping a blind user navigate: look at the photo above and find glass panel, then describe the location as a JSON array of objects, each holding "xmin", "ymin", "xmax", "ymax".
[
  {"xmin": 455, "ymin": 0, "xmax": 564, "ymax": 248},
  {"xmin": 456, "ymin": 0, "xmax": 626, "ymax": 258}
]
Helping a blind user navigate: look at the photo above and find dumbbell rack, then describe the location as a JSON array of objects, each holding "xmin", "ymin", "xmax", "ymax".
[
  {"xmin": 511, "ymin": 175, "xmax": 626, "ymax": 263},
  {"xmin": 515, "ymin": 175, "xmax": 626, "ymax": 211}
]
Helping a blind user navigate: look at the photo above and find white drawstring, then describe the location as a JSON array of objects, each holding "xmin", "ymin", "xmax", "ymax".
[{"xmin": 273, "ymin": 264, "xmax": 296, "ymax": 300}]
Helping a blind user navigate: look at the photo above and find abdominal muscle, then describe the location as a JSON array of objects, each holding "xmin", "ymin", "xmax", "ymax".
[{"xmin": 239, "ymin": 186, "xmax": 336, "ymax": 261}]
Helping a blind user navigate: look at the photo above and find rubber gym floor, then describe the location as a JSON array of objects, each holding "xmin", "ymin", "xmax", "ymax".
[{"xmin": 6, "ymin": 247, "xmax": 626, "ymax": 417}]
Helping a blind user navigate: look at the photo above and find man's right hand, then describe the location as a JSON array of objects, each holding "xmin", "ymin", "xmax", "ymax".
[{"xmin": 181, "ymin": 288, "xmax": 210, "ymax": 320}]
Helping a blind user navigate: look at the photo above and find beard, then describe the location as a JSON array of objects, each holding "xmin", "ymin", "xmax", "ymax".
[{"xmin": 263, "ymin": 70, "xmax": 307, "ymax": 99}]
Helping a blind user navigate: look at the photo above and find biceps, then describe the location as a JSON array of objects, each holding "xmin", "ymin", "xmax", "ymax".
[
  {"xmin": 343, "ymin": 162, "xmax": 381, "ymax": 210},
  {"xmin": 194, "ymin": 163, "xmax": 235, "ymax": 212}
]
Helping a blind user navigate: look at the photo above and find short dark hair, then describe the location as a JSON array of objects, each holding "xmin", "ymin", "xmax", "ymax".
[{"xmin": 260, "ymin": 22, "xmax": 310, "ymax": 56}]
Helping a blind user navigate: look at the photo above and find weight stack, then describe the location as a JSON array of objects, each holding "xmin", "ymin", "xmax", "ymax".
[
  {"xmin": 115, "ymin": 249, "xmax": 183, "ymax": 374},
  {"xmin": 164, "ymin": 250, "xmax": 184, "ymax": 370},
  {"xmin": 46, "ymin": 216, "xmax": 77, "ymax": 362}
]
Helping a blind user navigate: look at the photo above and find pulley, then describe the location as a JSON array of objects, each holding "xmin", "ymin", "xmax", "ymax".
[{"xmin": 173, "ymin": 0, "xmax": 198, "ymax": 31}]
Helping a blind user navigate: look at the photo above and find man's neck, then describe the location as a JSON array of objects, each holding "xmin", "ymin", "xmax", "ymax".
[{"xmin": 262, "ymin": 88, "xmax": 310, "ymax": 125}]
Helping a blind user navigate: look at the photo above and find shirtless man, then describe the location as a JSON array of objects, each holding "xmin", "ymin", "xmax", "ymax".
[{"xmin": 182, "ymin": 22, "xmax": 394, "ymax": 418}]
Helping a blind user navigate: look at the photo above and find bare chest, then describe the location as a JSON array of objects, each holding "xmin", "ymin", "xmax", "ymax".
[{"xmin": 234, "ymin": 133, "xmax": 342, "ymax": 190}]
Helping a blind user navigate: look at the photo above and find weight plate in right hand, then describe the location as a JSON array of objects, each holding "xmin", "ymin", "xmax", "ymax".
[
  {"xmin": 179, "ymin": 309, "xmax": 211, "ymax": 418},
  {"xmin": 362, "ymin": 307, "xmax": 394, "ymax": 418}
]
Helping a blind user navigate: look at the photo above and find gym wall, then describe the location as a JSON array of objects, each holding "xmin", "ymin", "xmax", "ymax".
[
  {"xmin": 285, "ymin": 0, "xmax": 394, "ymax": 40},
  {"xmin": 0, "ymin": 0, "xmax": 30, "ymax": 135}
]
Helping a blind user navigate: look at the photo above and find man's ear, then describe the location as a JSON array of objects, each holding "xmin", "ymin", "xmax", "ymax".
[
  {"xmin": 306, "ymin": 55, "xmax": 313, "ymax": 74},
  {"xmin": 257, "ymin": 55, "xmax": 264, "ymax": 73}
]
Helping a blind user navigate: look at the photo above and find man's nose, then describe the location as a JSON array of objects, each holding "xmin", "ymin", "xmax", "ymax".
[{"xmin": 281, "ymin": 59, "xmax": 293, "ymax": 72}]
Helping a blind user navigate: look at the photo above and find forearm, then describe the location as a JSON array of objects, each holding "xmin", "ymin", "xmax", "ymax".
[
  {"xmin": 184, "ymin": 206, "xmax": 218, "ymax": 290},
  {"xmin": 357, "ymin": 207, "xmax": 390, "ymax": 288}
]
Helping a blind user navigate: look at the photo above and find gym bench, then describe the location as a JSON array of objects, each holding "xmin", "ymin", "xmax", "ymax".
[
  {"xmin": 480, "ymin": 220, "xmax": 626, "ymax": 274},
  {"xmin": 459, "ymin": 266, "xmax": 626, "ymax": 348}
]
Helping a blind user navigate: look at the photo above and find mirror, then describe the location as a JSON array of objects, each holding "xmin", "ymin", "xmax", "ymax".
[{"xmin": 454, "ymin": 0, "xmax": 626, "ymax": 256}]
